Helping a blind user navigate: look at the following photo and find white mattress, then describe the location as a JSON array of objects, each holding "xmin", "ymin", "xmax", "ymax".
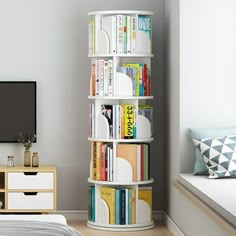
[
  {"xmin": 0, "ymin": 214, "xmax": 67, "ymax": 225},
  {"xmin": 178, "ymin": 173, "xmax": 236, "ymax": 227}
]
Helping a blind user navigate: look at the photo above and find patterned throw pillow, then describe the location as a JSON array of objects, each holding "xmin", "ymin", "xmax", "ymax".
[{"xmin": 193, "ymin": 135, "xmax": 236, "ymax": 179}]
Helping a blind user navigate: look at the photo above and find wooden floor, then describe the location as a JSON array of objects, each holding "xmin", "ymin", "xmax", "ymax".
[{"xmin": 68, "ymin": 220, "xmax": 173, "ymax": 236}]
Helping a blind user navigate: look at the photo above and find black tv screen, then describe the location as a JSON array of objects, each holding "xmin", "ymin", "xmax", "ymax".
[{"xmin": 0, "ymin": 81, "xmax": 36, "ymax": 143}]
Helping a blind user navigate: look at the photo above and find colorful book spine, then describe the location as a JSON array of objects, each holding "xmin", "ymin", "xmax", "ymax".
[
  {"xmin": 116, "ymin": 15, "xmax": 123, "ymax": 54},
  {"xmin": 91, "ymin": 186, "xmax": 95, "ymax": 222},
  {"xmin": 131, "ymin": 16, "xmax": 136, "ymax": 53},
  {"xmin": 91, "ymin": 142, "xmax": 97, "ymax": 180},
  {"xmin": 115, "ymin": 188, "xmax": 120, "ymax": 224},
  {"xmin": 126, "ymin": 15, "xmax": 131, "ymax": 53},
  {"xmin": 124, "ymin": 104, "xmax": 134, "ymax": 139},
  {"xmin": 138, "ymin": 15, "xmax": 152, "ymax": 50},
  {"xmin": 119, "ymin": 188, "xmax": 126, "ymax": 225}
]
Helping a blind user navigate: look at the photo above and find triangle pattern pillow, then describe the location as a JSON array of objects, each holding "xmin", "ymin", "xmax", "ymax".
[{"xmin": 193, "ymin": 135, "xmax": 236, "ymax": 179}]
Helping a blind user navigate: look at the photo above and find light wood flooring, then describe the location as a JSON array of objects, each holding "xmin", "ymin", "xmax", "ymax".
[{"xmin": 68, "ymin": 220, "xmax": 173, "ymax": 236}]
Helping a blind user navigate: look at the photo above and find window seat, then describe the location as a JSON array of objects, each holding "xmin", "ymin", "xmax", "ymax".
[{"xmin": 178, "ymin": 173, "xmax": 236, "ymax": 228}]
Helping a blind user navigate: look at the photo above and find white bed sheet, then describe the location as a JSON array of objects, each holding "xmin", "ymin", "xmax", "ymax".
[{"xmin": 0, "ymin": 214, "xmax": 67, "ymax": 225}]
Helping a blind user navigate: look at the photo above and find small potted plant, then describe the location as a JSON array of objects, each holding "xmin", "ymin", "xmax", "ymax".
[{"xmin": 18, "ymin": 132, "xmax": 36, "ymax": 167}]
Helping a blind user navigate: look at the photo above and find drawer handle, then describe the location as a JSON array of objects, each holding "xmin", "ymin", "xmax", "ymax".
[
  {"xmin": 23, "ymin": 172, "xmax": 38, "ymax": 176},
  {"xmin": 23, "ymin": 192, "xmax": 38, "ymax": 196}
]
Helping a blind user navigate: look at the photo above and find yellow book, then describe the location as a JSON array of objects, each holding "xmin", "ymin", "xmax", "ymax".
[
  {"xmin": 91, "ymin": 142, "xmax": 97, "ymax": 180},
  {"xmin": 101, "ymin": 187, "xmax": 116, "ymax": 224},
  {"xmin": 138, "ymin": 187, "xmax": 152, "ymax": 221},
  {"xmin": 131, "ymin": 188, "xmax": 136, "ymax": 224},
  {"xmin": 124, "ymin": 104, "xmax": 134, "ymax": 139},
  {"xmin": 96, "ymin": 142, "xmax": 102, "ymax": 181}
]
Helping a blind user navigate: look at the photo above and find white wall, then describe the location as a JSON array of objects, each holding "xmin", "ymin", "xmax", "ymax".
[
  {"xmin": 0, "ymin": 0, "xmax": 164, "ymax": 211},
  {"xmin": 180, "ymin": 0, "xmax": 236, "ymax": 173},
  {"xmin": 165, "ymin": 0, "xmax": 236, "ymax": 235}
]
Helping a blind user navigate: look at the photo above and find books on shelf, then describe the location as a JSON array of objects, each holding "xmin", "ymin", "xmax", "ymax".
[
  {"xmin": 97, "ymin": 186, "xmax": 142, "ymax": 225},
  {"xmin": 91, "ymin": 142, "xmax": 150, "ymax": 182},
  {"xmin": 89, "ymin": 14, "xmax": 152, "ymax": 54},
  {"xmin": 90, "ymin": 60, "xmax": 151, "ymax": 97},
  {"xmin": 138, "ymin": 187, "xmax": 152, "ymax": 221}
]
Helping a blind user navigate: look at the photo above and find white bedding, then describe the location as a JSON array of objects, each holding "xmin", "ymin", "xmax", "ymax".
[
  {"xmin": 0, "ymin": 221, "xmax": 83, "ymax": 236},
  {"xmin": 0, "ymin": 214, "xmax": 67, "ymax": 225},
  {"xmin": 0, "ymin": 215, "xmax": 83, "ymax": 236}
]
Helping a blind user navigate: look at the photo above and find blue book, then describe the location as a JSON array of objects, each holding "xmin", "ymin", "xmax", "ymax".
[
  {"xmin": 128, "ymin": 189, "xmax": 132, "ymax": 224},
  {"xmin": 119, "ymin": 188, "xmax": 126, "ymax": 225},
  {"xmin": 115, "ymin": 188, "xmax": 120, "ymax": 224},
  {"xmin": 91, "ymin": 186, "xmax": 95, "ymax": 222}
]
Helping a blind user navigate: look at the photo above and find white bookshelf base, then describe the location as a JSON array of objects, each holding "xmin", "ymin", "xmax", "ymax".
[{"xmin": 87, "ymin": 220, "xmax": 154, "ymax": 232}]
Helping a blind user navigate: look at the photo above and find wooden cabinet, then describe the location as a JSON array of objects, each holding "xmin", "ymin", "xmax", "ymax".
[{"xmin": 0, "ymin": 166, "xmax": 56, "ymax": 212}]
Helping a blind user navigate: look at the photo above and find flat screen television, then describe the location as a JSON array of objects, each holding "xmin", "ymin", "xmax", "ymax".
[{"xmin": 0, "ymin": 81, "xmax": 37, "ymax": 143}]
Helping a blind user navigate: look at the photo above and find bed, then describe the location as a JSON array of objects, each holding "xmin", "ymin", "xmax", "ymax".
[{"xmin": 0, "ymin": 214, "xmax": 83, "ymax": 236}]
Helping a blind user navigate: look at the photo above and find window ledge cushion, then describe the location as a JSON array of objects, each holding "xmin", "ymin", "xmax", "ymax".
[{"xmin": 178, "ymin": 173, "xmax": 236, "ymax": 228}]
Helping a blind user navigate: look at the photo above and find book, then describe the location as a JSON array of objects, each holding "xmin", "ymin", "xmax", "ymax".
[
  {"xmin": 90, "ymin": 63, "xmax": 96, "ymax": 96},
  {"xmin": 137, "ymin": 15, "xmax": 152, "ymax": 53},
  {"xmin": 116, "ymin": 15, "xmax": 123, "ymax": 53},
  {"xmin": 131, "ymin": 188, "xmax": 136, "ymax": 224},
  {"xmin": 117, "ymin": 144, "xmax": 137, "ymax": 181},
  {"xmin": 124, "ymin": 104, "xmax": 134, "ymax": 139},
  {"xmin": 96, "ymin": 141, "xmax": 102, "ymax": 181},
  {"xmin": 91, "ymin": 142, "xmax": 97, "ymax": 180},
  {"xmin": 91, "ymin": 186, "xmax": 95, "ymax": 222},
  {"xmin": 122, "ymin": 63, "xmax": 140, "ymax": 96},
  {"xmin": 115, "ymin": 188, "xmax": 120, "ymax": 224},
  {"xmin": 101, "ymin": 187, "xmax": 116, "ymax": 224},
  {"xmin": 131, "ymin": 16, "xmax": 136, "ymax": 53},
  {"xmin": 101, "ymin": 104, "xmax": 113, "ymax": 138},
  {"xmin": 119, "ymin": 188, "xmax": 126, "ymax": 225},
  {"xmin": 138, "ymin": 187, "xmax": 152, "ymax": 221}
]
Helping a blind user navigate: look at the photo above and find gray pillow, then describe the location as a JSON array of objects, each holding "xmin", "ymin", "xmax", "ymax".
[{"xmin": 188, "ymin": 128, "xmax": 236, "ymax": 175}]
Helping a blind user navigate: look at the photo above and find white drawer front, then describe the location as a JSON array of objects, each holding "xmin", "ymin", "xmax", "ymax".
[
  {"xmin": 8, "ymin": 192, "xmax": 54, "ymax": 210},
  {"xmin": 8, "ymin": 172, "xmax": 54, "ymax": 190}
]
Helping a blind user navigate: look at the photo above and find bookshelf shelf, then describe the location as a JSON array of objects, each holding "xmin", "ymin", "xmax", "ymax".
[
  {"xmin": 88, "ymin": 10, "xmax": 154, "ymax": 16},
  {"xmin": 88, "ymin": 10, "xmax": 154, "ymax": 231},
  {"xmin": 88, "ymin": 96, "xmax": 154, "ymax": 100},
  {"xmin": 88, "ymin": 178, "xmax": 154, "ymax": 185},
  {"xmin": 88, "ymin": 53, "xmax": 154, "ymax": 58},
  {"xmin": 88, "ymin": 137, "xmax": 154, "ymax": 142}
]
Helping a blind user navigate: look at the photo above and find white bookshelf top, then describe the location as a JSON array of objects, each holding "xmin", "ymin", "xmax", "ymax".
[
  {"xmin": 88, "ymin": 137, "xmax": 154, "ymax": 142},
  {"xmin": 88, "ymin": 10, "xmax": 154, "ymax": 16},
  {"xmin": 88, "ymin": 178, "xmax": 154, "ymax": 185},
  {"xmin": 88, "ymin": 53, "xmax": 154, "ymax": 58},
  {"xmin": 88, "ymin": 96, "xmax": 154, "ymax": 100}
]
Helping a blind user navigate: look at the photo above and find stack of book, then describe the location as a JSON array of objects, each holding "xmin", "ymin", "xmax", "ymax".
[
  {"xmin": 91, "ymin": 142, "xmax": 150, "ymax": 182},
  {"xmin": 88, "ymin": 14, "xmax": 152, "ymax": 54},
  {"xmin": 88, "ymin": 186, "xmax": 152, "ymax": 225}
]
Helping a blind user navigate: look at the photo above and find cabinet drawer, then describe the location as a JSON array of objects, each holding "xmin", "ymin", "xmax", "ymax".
[
  {"xmin": 8, "ymin": 192, "xmax": 54, "ymax": 210},
  {"xmin": 8, "ymin": 172, "xmax": 54, "ymax": 190}
]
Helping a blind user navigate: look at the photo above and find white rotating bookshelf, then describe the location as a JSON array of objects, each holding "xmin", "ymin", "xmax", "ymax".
[{"xmin": 87, "ymin": 10, "xmax": 154, "ymax": 231}]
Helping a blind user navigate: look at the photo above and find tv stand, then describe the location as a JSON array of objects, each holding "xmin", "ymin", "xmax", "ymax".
[{"xmin": 0, "ymin": 165, "xmax": 56, "ymax": 213}]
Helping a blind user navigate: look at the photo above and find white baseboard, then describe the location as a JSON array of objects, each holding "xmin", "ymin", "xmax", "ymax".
[
  {"xmin": 162, "ymin": 211, "xmax": 185, "ymax": 236},
  {"xmin": 56, "ymin": 210, "xmax": 184, "ymax": 235}
]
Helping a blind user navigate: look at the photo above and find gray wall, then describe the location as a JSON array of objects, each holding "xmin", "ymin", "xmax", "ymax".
[
  {"xmin": 0, "ymin": 0, "xmax": 164, "ymax": 211},
  {"xmin": 165, "ymin": 0, "xmax": 236, "ymax": 235}
]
